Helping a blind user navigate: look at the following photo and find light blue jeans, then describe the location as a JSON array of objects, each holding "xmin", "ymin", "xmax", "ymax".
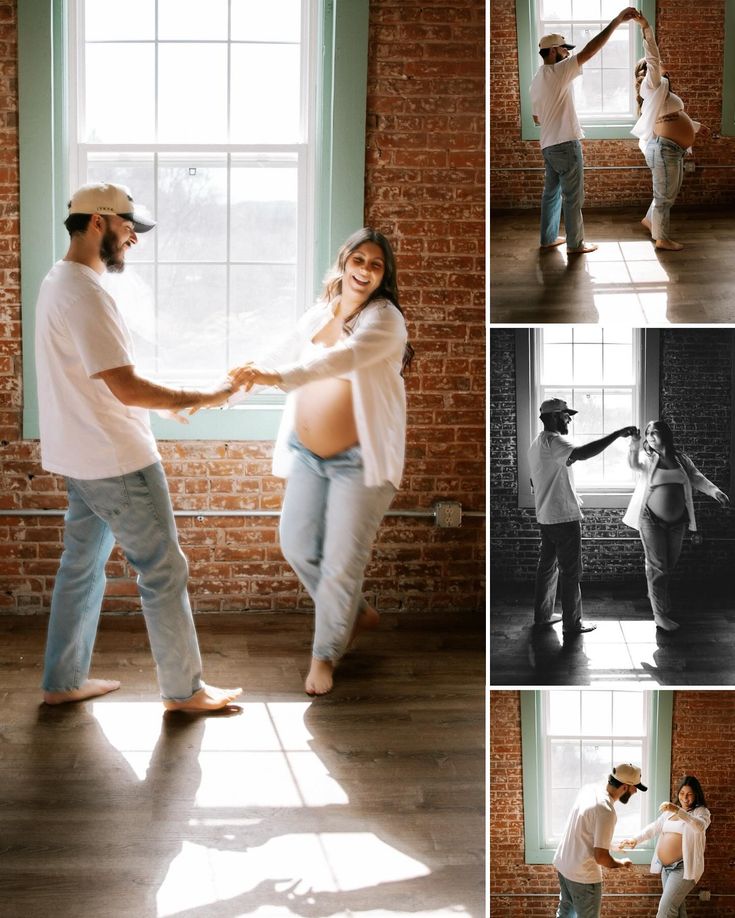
[
  {"xmin": 657, "ymin": 860, "xmax": 696, "ymax": 918},
  {"xmin": 638, "ymin": 506, "xmax": 688, "ymax": 618},
  {"xmin": 279, "ymin": 434, "xmax": 396, "ymax": 662},
  {"xmin": 43, "ymin": 462, "xmax": 204, "ymax": 701},
  {"xmin": 556, "ymin": 871, "xmax": 602, "ymax": 918},
  {"xmin": 644, "ymin": 136, "xmax": 686, "ymax": 242},
  {"xmin": 541, "ymin": 140, "xmax": 585, "ymax": 249}
]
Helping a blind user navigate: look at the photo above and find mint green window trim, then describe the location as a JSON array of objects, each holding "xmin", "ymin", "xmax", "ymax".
[
  {"xmin": 520, "ymin": 690, "xmax": 673, "ymax": 865},
  {"xmin": 19, "ymin": 0, "xmax": 369, "ymax": 442},
  {"xmin": 722, "ymin": 0, "xmax": 735, "ymax": 136},
  {"xmin": 516, "ymin": 0, "xmax": 656, "ymax": 141}
]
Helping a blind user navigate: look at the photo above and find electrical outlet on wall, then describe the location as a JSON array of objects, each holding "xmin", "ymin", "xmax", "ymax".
[{"xmin": 433, "ymin": 501, "xmax": 463, "ymax": 528}]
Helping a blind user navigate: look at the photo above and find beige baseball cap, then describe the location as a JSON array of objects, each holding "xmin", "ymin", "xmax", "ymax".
[
  {"xmin": 68, "ymin": 182, "xmax": 156, "ymax": 233},
  {"xmin": 539, "ymin": 33, "xmax": 575, "ymax": 50},
  {"xmin": 613, "ymin": 763, "xmax": 648, "ymax": 791}
]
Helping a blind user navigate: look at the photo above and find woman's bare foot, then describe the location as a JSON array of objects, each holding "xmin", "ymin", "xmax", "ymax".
[
  {"xmin": 655, "ymin": 239, "xmax": 684, "ymax": 251},
  {"xmin": 641, "ymin": 217, "xmax": 652, "ymax": 231},
  {"xmin": 305, "ymin": 658, "xmax": 334, "ymax": 696},
  {"xmin": 347, "ymin": 603, "xmax": 380, "ymax": 650},
  {"xmin": 540, "ymin": 237, "xmax": 565, "ymax": 250},
  {"xmin": 43, "ymin": 679, "xmax": 121, "ymax": 705},
  {"xmin": 163, "ymin": 683, "xmax": 243, "ymax": 712},
  {"xmin": 566, "ymin": 243, "xmax": 598, "ymax": 254}
]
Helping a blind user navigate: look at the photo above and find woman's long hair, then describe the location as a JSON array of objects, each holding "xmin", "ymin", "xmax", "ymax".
[
  {"xmin": 674, "ymin": 775, "xmax": 707, "ymax": 810},
  {"xmin": 634, "ymin": 59, "xmax": 674, "ymax": 115},
  {"xmin": 642, "ymin": 419, "xmax": 690, "ymax": 468},
  {"xmin": 322, "ymin": 227, "xmax": 414, "ymax": 375}
]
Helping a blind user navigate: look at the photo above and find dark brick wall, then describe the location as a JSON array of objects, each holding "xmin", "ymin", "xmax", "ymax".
[
  {"xmin": 489, "ymin": 690, "xmax": 735, "ymax": 917},
  {"xmin": 490, "ymin": 329, "xmax": 735, "ymax": 585}
]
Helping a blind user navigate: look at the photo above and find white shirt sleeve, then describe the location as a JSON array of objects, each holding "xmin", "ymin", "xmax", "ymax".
[{"xmin": 66, "ymin": 289, "xmax": 135, "ymax": 378}]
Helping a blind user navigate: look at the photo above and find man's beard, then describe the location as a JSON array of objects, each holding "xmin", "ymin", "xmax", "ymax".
[
  {"xmin": 100, "ymin": 227, "xmax": 126, "ymax": 273},
  {"xmin": 619, "ymin": 790, "xmax": 632, "ymax": 804}
]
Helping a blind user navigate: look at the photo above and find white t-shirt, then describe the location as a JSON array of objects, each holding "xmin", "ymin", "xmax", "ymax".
[
  {"xmin": 228, "ymin": 296, "xmax": 407, "ymax": 488},
  {"xmin": 528, "ymin": 430, "xmax": 582, "ymax": 525},
  {"xmin": 529, "ymin": 55, "xmax": 584, "ymax": 149},
  {"xmin": 554, "ymin": 783, "xmax": 618, "ymax": 884},
  {"xmin": 35, "ymin": 260, "xmax": 161, "ymax": 479}
]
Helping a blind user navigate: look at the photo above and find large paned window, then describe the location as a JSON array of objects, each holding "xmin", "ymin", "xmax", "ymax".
[
  {"xmin": 516, "ymin": 0, "xmax": 656, "ymax": 140},
  {"xmin": 19, "ymin": 0, "xmax": 370, "ymax": 440},
  {"xmin": 521, "ymin": 689, "xmax": 673, "ymax": 864},
  {"xmin": 516, "ymin": 327, "xmax": 660, "ymax": 508}
]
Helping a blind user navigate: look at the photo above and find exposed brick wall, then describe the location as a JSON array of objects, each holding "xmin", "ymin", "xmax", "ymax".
[
  {"xmin": 490, "ymin": 329, "xmax": 735, "ymax": 585},
  {"xmin": 490, "ymin": 690, "xmax": 735, "ymax": 917},
  {"xmin": 489, "ymin": 0, "xmax": 735, "ymax": 209},
  {"xmin": 0, "ymin": 0, "xmax": 486, "ymax": 615}
]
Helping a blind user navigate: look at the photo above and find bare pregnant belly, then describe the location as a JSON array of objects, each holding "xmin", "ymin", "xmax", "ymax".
[
  {"xmin": 655, "ymin": 111, "xmax": 696, "ymax": 150},
  {"xmin": 646, "ymin": 484, "xmax": 686, "ymax": 522},
  {"xmin": 657, "ymin": 831, "xmax": 684, "ymax": 866},
  {"xmin": 295, "ymin": 378, "xmax": 359, "ymax": 458}
]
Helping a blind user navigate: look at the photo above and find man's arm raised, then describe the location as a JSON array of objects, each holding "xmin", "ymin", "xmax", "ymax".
[
  {"xmin": 568, "ymin": 426, "xmax": 639, "ymax": 465},
  {"xmin": 576, "ymin": 7, "xmax": 640, "ymax": 67}
]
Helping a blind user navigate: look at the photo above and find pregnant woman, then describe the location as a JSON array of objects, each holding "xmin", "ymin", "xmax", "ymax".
[
  {"xmin": 623, "ymin": 421, "xmax": 729, "ymax": 631},
  {"xmin": 620, "ymin": 776, "xmax": 710, "ymax": 918},
  {"xmin": 229, "ymin": 228, "xmax": 413, "ymax": 695},
  {"xmin": 631, "ymin": 13, "xmax": 702, "ymax": 250}
]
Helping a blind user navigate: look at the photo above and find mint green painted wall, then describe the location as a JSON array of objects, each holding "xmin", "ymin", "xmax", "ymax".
[
  {"xmin": 19, "ymin": 0, "xmax": 369, "ymax": 442},
  {"xmin": 516, "ymin": 0, "xmax": 657, "ymax": 142},
  {"xmin": 723, "ymin": 0, "xmax": 735, "ymax": 136}
]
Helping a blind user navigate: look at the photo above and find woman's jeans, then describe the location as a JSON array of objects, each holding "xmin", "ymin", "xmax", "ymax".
[
  {"xmin": 556, "ymin": 872, "xmax": 602, "ymax": 918},
  {"xmin": 540, "ymin": 140, "xmax": 585, "ymax": 249},
  {"xmin": 657, "ymin": 860, "xmax": 696, "ymax": 918},
  {"xmin": 638, "ymin": 506, "xmax": 687, "ymax": 618},
  {"xmin": 43, "ymin": 462, "xmax": 204, "ymax": 701},
  {"xmin": 644, "ymin": 136, "xmax": 686, "ymax": 242},
  {"xmin": 279, "ymin": 434, "xmax": 395, "ymax": 662}
]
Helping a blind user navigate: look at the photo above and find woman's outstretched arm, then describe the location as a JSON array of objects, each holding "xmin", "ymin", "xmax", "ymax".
[{"xmin": 636, "ymin": 15, "xmax": 662, "ymax": 89}]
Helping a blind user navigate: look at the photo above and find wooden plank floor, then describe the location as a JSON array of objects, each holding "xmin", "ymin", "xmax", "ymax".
[
  {"xmin": 0, "ymin": 611, "xmax": 485, "ymax": 918},
  {"xmin": 489, "ymin": 207, "xmax": 735, "ymax": 324},
  {"xmin": 490, "ymin": 584, "xmax": 735, "ymax": 686}
]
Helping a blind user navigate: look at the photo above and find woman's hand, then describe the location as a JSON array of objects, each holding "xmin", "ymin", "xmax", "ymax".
[
  {"xmin": 659, "ymin": 801, "xmax": 678, "ymax": 814},
  {"xmin": 228, "ymin": 363, "xmax": 282, "ymax": 390},
  {"xmin": 714, "ymin": 489, "xmax": 730, "ymax": 507},
  {"xmin": 636, "ymin": 14, "xmax": 650, "ymax": 29},
  {"xmin": 618, "ymin": 838, "xmax": 638, "ymax": 849}
]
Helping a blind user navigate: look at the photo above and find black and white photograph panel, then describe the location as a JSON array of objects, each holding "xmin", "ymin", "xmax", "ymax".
[
  {"xmin": 489, "ymin": 0, "xmax": 735, "ymax": 325},
  {"xmin": 489, "ymin": 327, "xmax": 735, "ymax": 686}
]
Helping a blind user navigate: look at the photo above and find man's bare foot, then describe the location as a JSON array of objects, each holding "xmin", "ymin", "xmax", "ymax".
[
  {"xmin": 567, "ymin": 243, "xmax": 598, "ymax": 254},
  {"xmin": 540, "ymin": 237, "xmax": 565, "ymax": 250},
  {"xmin": 655, "ymin": 239, "xmax": 684, "ymax": 251},
  {"xmin": 641, "ymin": 217, "xmax": 652, "ymax": 231},
  {"xmin": 162, "ymin": 683, "xmax": 243, "ymax": 712},
  {"xmin": 305, "ymin": 658, "xmax": 334, "ymax": 696},
  {"xmin": 43, "ymin": 679, "xmax": 121, "ymax": 705}
]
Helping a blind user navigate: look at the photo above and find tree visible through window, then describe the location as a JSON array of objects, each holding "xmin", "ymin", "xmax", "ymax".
[
  {"xmin": 537, "ymin": 0, "xmax": 640, "ymax": 120},
  {"xmin": 70, "ymin": 0, "xmax": 310, "ymax": 391}
]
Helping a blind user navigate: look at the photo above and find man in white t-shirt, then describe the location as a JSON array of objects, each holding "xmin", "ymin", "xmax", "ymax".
[
  {"xmin": 35, "ymin": 182, "xmax": 251, "ymax": 712},
  {"xmin": 528, "ymin": 398, "xmax": 637, "ymax": 635},
  {"xmin": 529, "ymin": 8, "xmax": 639, "ymax": 255},
  {"xmin": 554, "ymin": 763, "xmax": 646, "ymax": 918}
]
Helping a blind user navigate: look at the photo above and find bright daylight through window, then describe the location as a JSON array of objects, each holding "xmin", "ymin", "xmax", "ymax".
[{"xmin": 71, "ymin": 0, "xmax": 310, "ymax": 391}]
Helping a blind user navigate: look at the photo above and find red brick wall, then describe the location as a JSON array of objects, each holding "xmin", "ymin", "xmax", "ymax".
[
  {"xmin": 490, "ymin": 691, "xmax": 735, "ymax": 917},
  {"xmin": 489, "ymin": 0, "xmax": 735, "ymax": 209},
  {"xmin": 0, "ymin": 0, "xmax": 486, "ymax": 615}
]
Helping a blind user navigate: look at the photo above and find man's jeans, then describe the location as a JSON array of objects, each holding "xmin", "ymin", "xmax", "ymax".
[
  {"xmin": 43, "ymin": 462, "xmax": 204, "ymax": 701},
  {"xmin": 657, "ymin": 860, "xmax": 696, "ymax": 918},
  {"xmin": 534, "ymin": 521, "xmax": 583, "ymax": 630},
  {"xmin": 279, "ymin": 434, "xmax": 395, "ymax": 662},
  {"xmin": 644, "ymin": 136, "xmax": 686, "ymax": 242},
  {"xmin": 556, "ymin": 871, "xmax": 602, "ymax": 918},
  {"xmin": 541, "ymin": 140, "xmax": 585, "ymax": 249},
  {"xmin": 638, "ymin": 506, "xmax": 687, "ymax": 618}
]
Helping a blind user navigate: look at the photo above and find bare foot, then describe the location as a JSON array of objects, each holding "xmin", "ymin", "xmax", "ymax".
[
  {"xmin": 567, "ymin": 243, "xmax": 598, "ymax": 254},
  {"xmin": 163, "ymin": 683, "xmax": 243, "ymax": 712},
  {"xmin": 641, "ymin": 217, "xmax": 652, "ymax": 231},
  {"xmin": 540, "ymin": 237, "xmax": 565, "ymax": 250},
  {"xmin": 43, "ymin": 679, "xmax": 121, "ymax": 705},
  {"xmin": 655, "ymin": 239, "xmax": 684, "ymax": 251},
  {"xmin": 305, "ymin": 658, "xmax": 334, "ymax": 696},
  {"xmin": 347, "ymin": 603, "xmax": 380, "ymax": 649}
]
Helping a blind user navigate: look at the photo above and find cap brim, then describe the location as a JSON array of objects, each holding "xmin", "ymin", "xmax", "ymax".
[
  {"xmin": 636, "ymin": 782, "xmax": 648, "ymax": 792},
  {"xmin": 567, "ymin": 409, "xmax": 579, "ymax": 415},
  {"xmin": 119, "ymin": 212, "xmax": 157, "ymax": 234},
  {"xmin": 562, "ymin": 43, "xmax": 575, "ymax": 49}
]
